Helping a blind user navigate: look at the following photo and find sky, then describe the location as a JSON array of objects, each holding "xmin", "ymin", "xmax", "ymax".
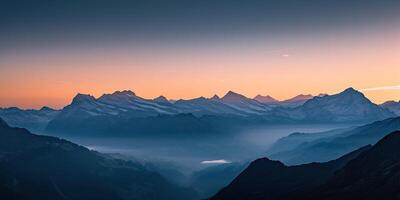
[{"xmin": 0, "ymin": 0, "xmax": 399, "ymax": 109}]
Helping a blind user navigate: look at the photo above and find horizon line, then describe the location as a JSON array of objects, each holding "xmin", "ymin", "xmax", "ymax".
[{"xmin": 1, "ymin": 86, "xmax": 397, "ymax": 110}]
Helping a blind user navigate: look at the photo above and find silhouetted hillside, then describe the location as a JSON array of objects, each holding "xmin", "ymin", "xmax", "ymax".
[
  {"xmin": 269, "ymin": 117, "xmax": 400, "ymax": 165},
  {"xmin": 0, "ymin": 118, "xmax": 197, "ymax": 200},
  {"xmin": 211, "ymin": 145, "xmax": 370, "ymax": 200},
  {"xmin": 212, "ymin": 131, "xmax": 400, "ymax": 200}
]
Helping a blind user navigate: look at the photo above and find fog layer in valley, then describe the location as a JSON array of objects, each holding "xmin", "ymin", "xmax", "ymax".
[{"xmin": 56, "ymin": 124, "xmax": 355, "ymax": 170}]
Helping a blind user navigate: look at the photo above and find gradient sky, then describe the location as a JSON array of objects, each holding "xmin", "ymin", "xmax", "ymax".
[{"xmin": 0, "ymin": 0, "xmax": 399, "ymax": 109}]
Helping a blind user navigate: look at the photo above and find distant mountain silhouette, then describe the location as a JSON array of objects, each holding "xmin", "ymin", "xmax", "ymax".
[
  {"xmin": 267, "ymin": 127, "xmax": 354, "ymax": 155},
  {"xmin": 252, "ymin": 94, "xmax": 313, "ymax": 107},
  {"xmin": 174, "ymin": 97, "xmax": 243, "ymax": 116},
  {"xmin": 253, "ymin": 95, "xmax": 279, "ymax": 103},
  {"xmin": 269, "ymin": 117, "xmax": 400, "ymax": 165},
  {"xmin": 210, "ymin": 94, "xmax": 220, "ymax": 101},
  {"xmin": 153, "ymin": 95, "xmax": 171, "ymax": 104},
  {"xmin": 285, "ymin": 94, "xmax": 314, "ymax": 102},
  {"xmin": 0, "ymin": 118, "xmax": 197, "ymax": 200},
  {"xmin": 0, "ymin": 106, "xmax": 59, "ymax": 132},
  {"xmin": 212, "ymin": 131, "xmax": 400, "ymax": 200},
  {"xmin": 381, "ymin": 100, "xmax": 400, "ymax": 115},
  {"xmin": 279, "ymin": 94, "xmax": 314, "ymax": 107}
]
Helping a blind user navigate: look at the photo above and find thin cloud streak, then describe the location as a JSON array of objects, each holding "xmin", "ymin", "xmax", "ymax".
[
  {"xmin": 360, "ymin": 85, "xmax": 400, "ymax": 91},
  {"xmin": 201, "ymin": 159, "xmax": 231, "ymax": 164}
]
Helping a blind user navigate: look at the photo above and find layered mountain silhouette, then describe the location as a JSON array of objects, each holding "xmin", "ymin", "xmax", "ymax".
[
  {"xmin": 0, "ymin": 107, "xmax": 59, "ymax": 132},
  {"xmin": 381, "ymin": 100, "xmax": 400, "ymax": 115},
  {"xmin": 212, "ymin": 130, "xmax": 400, "ymax": 200},
  {"xmin": 220, "ymin": 91, "xmax": 273, "ymax": 114},
  {"xmin": 253, "ymin": 94, "xmax": 313, "ymax": 107},
  {"xmin": 0, "ymin": 118, "xmax": 196, "ymax": 200},
  {"xmin": 279, "ymin": 94, "xmax": 314, "ymax": 107},
  {"xmin": 269, "ymin": 117, "xmax": 400, "ymax": 165},
  {"xmin": 0, "ymin": 88, "xmax": 396, "ymax": 136},
  {"xmin": 253, "ymin": 95, "xmax": 278, "ymax": 103}
]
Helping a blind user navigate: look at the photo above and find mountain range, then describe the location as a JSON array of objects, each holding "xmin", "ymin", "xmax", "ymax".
[
  {"xmin": 212, "ymin": 130, "xmax": 400, "ymax": 200},
  {"xmin": 255, "ymin": 94, "xmax": 316, "ymax": 107},
  {"xmin": 0, "ymin": 118, "xmax": 197, "ymax": 200},
  {"xmin": 0, "ymin": 107, "xmax": 59, "ymax": 132},
  {"xmin": 0, "ymin": 88, "xmax": 397, "ymax": 136}
]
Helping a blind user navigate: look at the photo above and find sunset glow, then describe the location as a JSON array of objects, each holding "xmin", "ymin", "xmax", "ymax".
[{"xmin": 0, "ymin": 1, "xmax": 399, "ymax": 109}]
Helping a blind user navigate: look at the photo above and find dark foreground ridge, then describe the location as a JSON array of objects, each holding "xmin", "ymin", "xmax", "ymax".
[
  {"xmin": 0, "ymin": 117, "xmax": 197, "ymax": 200},
  {"xmin": 212, "ymin": 130, "xmax": 400, "ymax": 200}
]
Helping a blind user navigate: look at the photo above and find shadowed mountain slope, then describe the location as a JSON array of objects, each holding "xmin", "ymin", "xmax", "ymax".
[
  {"xmin": 308, "ymin": 130, "xmax": 400, "ymax": 199},
  {"xmin": 269, "ymin": 117, "xmax": 400, "ymax": 165},
  {"xmin": 212, "ymin": 131, "xmax": 400, "ymax": 200},
  {"xmin": 0, "ymin": 118, "xmax": 197, "ymax": 200},
  {"xmin": 211, "ymin": 145, "xmax": 370, "ymax": 200}
]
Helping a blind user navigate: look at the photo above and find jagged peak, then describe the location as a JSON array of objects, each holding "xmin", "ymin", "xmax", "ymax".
[
  {"xmin": 337, "ymin": 87, "xmax": 366, "ymax": 98},
  {"xmin": 222, "ymin": 90, "xmax": 247, "ymax": 100},
  {"xmin": 225, "ymin": 90, "xmax": 240, "ymax": 95},
  {"xmin": 343, "ymin": 87, "xmax": 357, "ymax": 92},
  {"xmin": 111, "ymin": 90, "xmax": 135, "ymax": 96},
  {"xmin": 98, "ymin": 90, "xmax": 137, "ymax": 101},
  {"xmin": 340, "ymin": 87, "xmax": 361, "ymax": 94},
  {"xmin": 210, "ymin": 94, "xmax": 220, "ymax": 100},
  {"xmin": 154, "ymin": 95, "xmax": 169, "ymax": 102},
  {"xmin": 72, "ymin": 93, "xmax": 96, "ymax": 104}
]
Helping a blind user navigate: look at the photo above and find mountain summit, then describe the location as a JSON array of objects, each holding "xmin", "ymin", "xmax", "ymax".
[
  {"xmin": 71, "ymin": 93, "xmax": 96, "ymax": 104},
  {"xmin": 254, "ymin": 95, "xmax": 278, "ymax": 103},
  {"xmin": 154, "ymin": 95, "xmax": 170, "ymax": 103},
  {"xmin": 221, "ymin": 91, "xmax": 248, "ymax": 103},
  {"xmin": 293, "ymin": 87, "xmax": 395, "ymax": 122}
]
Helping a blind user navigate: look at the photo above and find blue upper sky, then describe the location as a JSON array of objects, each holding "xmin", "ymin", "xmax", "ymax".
[{"xmin": 1, "ymin": 0, "xmax": 399, "ymax": 50}]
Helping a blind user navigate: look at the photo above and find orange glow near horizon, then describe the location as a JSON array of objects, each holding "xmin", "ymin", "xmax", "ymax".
[{"xmin": 0, "ymin": 28, "xmax": 399, "ymax": 109}]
